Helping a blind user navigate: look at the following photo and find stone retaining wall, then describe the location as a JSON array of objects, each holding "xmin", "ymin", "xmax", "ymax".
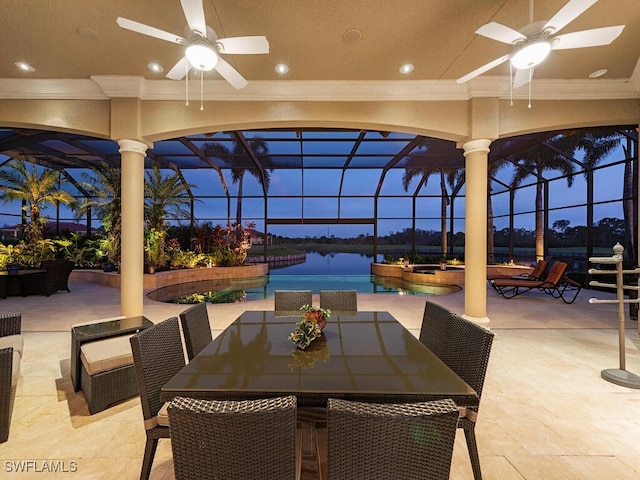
[
  {"xmin": 70, "ymin": 263, "xmax": 269, "ymax": 290},
  {"xmin": 370, "ymin": 263, "xmax": 533, "ymax": 286}
]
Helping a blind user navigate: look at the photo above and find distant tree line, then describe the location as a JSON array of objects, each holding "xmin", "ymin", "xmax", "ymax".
[{"xmin": 273, "ymin": 216, "xmax": 626, "ymax": 250}]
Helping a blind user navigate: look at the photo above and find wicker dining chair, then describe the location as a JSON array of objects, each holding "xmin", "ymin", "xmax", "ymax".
[
  {"xmin": 274, "ymin": 290, "xmax": 312, "ymax": 315},
  {"xmin": 178, "ymin": 302, "xmax": 212, "ymax": 361},
  {"xmin": 319, "ymin": 290, "xmax": 357, "ymax": 312},
  {"xmin": 0, "ymin": 313, "xmax": 21, "ymax": 444},
  {"xmin": 327, "ymin": 398, "xmax": 459, "ymax": 480},
  {"xmin": 168, "ymin": 395, "xmax": 301, "ymax": 480},
  {"xmin": 129, "ymin": 317, "xmax": 185, "ymax": 480},
  {"xmin": 419, "ymin": 300, "xmax": 495, "ymax": 480}
]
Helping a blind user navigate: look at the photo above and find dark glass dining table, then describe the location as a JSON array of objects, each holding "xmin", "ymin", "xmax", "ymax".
[{"xmin": 161, "ymin": 310, "xmax": 478, "ymax": 408}]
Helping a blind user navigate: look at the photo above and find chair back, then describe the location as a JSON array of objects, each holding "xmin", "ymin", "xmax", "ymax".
[
  {"xmin": 544, "ymin": 261, "xmax": 568, "ymax": 286},
  {"xmin": 169, "ymin": 395, "xmax": 298, "ymax": 480},
  {"xmin": 529, "ymin": 260, "xmax": 548, "ymax": 279},
  {"xmin": 130, "ymin": 317, "xmax": 185, "ymax": 425},
  {"xmin": 419, "ymin": 301, "xmax": 494, "ymax": 400},
  {"xmin": 274, "ymin": 290, "xmax": 312, "ymax": 314},
  {"xmin": 328, "ymin": 398, "xmax": 459, "ymax": 480},
  {"xmin": 319, "ymin": 290, "xmax": 357, "ymax": 312},
  {"xmin": 179, "ymin": 303, "xmax": 212, "ymax": 361},
  {"xmin": 0, "ymin": 313, "xmax": 21, "ymax": 338}
]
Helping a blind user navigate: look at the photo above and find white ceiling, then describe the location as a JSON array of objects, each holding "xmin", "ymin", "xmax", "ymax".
[{"xmin": 1, "ymin": 0, "xmax": 639, "ymax": 101}]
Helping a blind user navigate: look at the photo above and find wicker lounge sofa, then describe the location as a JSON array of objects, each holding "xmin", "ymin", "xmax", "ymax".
[
  {"xmin": 0, "ymin": 313, "xmax": 22, "ymax": 443},
  {"xmin": 33, "ymin": 260, "xmax": 75, "ymax": 297}
]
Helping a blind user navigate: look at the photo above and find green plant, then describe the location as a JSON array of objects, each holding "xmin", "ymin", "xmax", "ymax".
[
  {"xmin": 92, "ymin": 237, "xmax": 118, "ymax": 264},
  {"xmin": 167, "ymin": 247, "xmax": 205, "ymax": 269},
  {"xmin": 54, "ymin": 237, "xmax": 94, "ymax": 266},
  {"xmin": 0, "ymin": 242, "xmax": 27, "ymax": 269},
  {"xmin": 22, "ymin": 239, "xmax": 56, "ymax": 266},
  {"xmin": 144, "ymin": 228, "xmax": 166, "ymax": 268},
  {"xmin": 288, "ymin": 319, "xmax": 322, "ymax": 350}
]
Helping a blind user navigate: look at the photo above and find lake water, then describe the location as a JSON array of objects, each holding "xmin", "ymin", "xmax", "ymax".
[{"xmin": 272, "ymin": 252, "xmax": 376, "ymax": 275}]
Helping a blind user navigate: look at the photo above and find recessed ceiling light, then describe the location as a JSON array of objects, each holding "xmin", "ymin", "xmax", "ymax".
[
  {"xmin": 15, "ymin": 62, "xmax": 35, "ymax": 72},
  {"xmin": 589, "ymin": 69, "xmax": 608, "ymax": 79},
  {"xmin": 342, "ymin": 28, "xmax": 362, "ymax": 44},
  {"xmin": 275, "ymin": 63, "xmax": 289, "ymax": 74},
  {"xmin": 148, "ymin": 62, "xmax": 164, "ymax": 73},
  {"xmin": 399, "ymin": 64, "xmax": 414, "ymax": 74}
]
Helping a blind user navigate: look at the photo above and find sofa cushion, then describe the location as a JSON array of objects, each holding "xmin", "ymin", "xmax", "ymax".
[
  {"xmin": 80, "ymin": 334, "xmax": 134, "ymax": 376},
  {"xmin": 0, "ymin": 334, "xmax": 23, "ymax": 358}
]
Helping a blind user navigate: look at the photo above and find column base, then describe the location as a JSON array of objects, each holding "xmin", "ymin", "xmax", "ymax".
[{"xmin": 461, "ymin": 314, "xmax": 491, "ymax": 330}]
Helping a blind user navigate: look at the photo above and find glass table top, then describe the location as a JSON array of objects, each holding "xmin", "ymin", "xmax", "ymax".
[{"xmin": 162, "ymin": 311, "xmax": 477, "ymax": 407}]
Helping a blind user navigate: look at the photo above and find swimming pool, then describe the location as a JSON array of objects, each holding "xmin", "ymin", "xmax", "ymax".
[{"xmin": 148, "ymin": 274, "xmax": 460, "ymax": 304}]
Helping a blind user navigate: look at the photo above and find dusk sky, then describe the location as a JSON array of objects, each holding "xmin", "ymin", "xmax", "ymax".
[{"xmin": 0, "ymin": 134, "xmax": 628, "ymax": 239}]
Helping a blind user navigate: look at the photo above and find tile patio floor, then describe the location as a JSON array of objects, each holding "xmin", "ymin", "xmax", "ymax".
[{"xmin": 1, "ymin": 280, "xmax": 639, "ymax": 479}]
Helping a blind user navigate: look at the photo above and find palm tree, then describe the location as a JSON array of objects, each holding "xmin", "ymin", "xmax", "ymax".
[
  {"xmin": 0, "ymin": 159, "xmax": 74, "ymax": 243},
  {"xmin": 203, "ymin": 133, "xmax": 272, "ymax": 225},
  {"xmin": 402, "ymin": 156, "xmax": 464, "ymax": 257},
  {"xmin": 144, "ymin": 163, "xmax": 196, "ymax": 268},
  {"xmin": 144, "ymin": 164, "xmax": 194, "ymax": 232},
  {"xmin": 74, "ymin": 162, "xmax": 122, "ymax": 262},
  {"xmin": 510, "ymin": 130, "xmax": 621, "ymax": 261}
]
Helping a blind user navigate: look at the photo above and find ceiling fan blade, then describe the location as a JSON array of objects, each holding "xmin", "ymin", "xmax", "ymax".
[
  {"xmin": 543, "ymin": 0, "xmax": 598, "ymax": 34},
  {"xmin": 116, "ymin": 17, "xmax": 185, "ymax": 44},
  {"xmin": 166, "ymin": 57, "xmax": 192, "ymax": 80},
  {"xmin": 476, "ymin": 22, "xmax": 526, "ymax": 44},
  {"xmin": 216, "ymin": 36, "xmax": 270, "ymax": 54},
  {"xmin": 551, "ymin": 25, "xmax": 625, "ymax": 50},
  {"xmin": 513, "ymin": 67, "xmax": 533, "ymax": 89},
  {"xmin": 180, "ymin": 0, "xmax": 207, "ymax": 36},
  {"xmin": 214, "ymin": 57, "xmax": 248, "ymax": 89},
  {"xmin": 456, "ymin": 54, "xmax": 510, "ymax": 84}
]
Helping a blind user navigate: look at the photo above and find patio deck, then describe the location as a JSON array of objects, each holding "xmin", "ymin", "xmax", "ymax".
[{"xmin": 0, "ymin": 280, "xmax": 639, "ymax": 479}]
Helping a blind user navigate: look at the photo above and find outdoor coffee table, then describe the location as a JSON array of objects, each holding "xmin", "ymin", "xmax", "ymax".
[
  {"xmin": 70, "ymin": 315, "xmax": 153, "ymax": 392},
  {"xmin": 161, "ymin": 310, "xmax": 478, "ymax": 409},
  {"xmin": 0, "ymin": 269, "xmax": 46, "ymax": 298}
]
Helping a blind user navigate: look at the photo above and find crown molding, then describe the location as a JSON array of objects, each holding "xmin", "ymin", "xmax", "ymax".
[{"xmin": 0, "ymin": 75, "xmax": 637, "ymax": 102}]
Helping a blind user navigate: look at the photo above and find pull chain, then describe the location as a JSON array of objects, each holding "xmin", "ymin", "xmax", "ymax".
[
  {"xmin": 200, "ymin": 70, "xmax": 204, "ymax": 111},
  {"xmin": 527, "ymin": 67, "xmax": 533, "ymax": 109},
  {"xmin": 185, "ymin": 61, "xmax": 189, "ymax": 106},
  {"xmin": 509, "ymin": 61, "xmax": 513, "ymax": 106}
]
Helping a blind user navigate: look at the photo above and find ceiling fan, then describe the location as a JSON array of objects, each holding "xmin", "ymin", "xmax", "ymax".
[
  {"xmin": 116, "ymin": 0, "xmax": 269, "ymax": 89},
  {"xmin": 456, "ymin": 0, "xmax": 625, "ymax": 90}
]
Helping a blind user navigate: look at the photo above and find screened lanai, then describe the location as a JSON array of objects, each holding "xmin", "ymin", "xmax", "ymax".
[{"xmin": 0, "ymin": 125, "xmax": 637, "ymax": 272}]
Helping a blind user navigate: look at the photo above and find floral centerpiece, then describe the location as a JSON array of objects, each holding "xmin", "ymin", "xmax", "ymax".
[
  {"xmin": 287, "ymin": 305, "xmax": 332, "ymax": 350},
  {"xmin": 288, "ymin": 318, "xmax": 322, "ymax": 350},
  {"xmin": 299, "ymin": 304, "xmax": 331, "ymax": 331}
]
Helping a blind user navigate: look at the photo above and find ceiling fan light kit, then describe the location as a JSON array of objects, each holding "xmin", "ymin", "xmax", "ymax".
[
  {"xmin": 185, "ymin": 40, "xmax": 218, "ymax": 71},
  {"xmin": 510, "ymin": 40, "xmax": 551, "ymax": 69}
]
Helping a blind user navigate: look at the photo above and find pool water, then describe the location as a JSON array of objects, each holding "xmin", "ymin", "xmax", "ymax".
[{"xmin": 150, "ymin": 273, "xmax": 459, "ymax": 304}]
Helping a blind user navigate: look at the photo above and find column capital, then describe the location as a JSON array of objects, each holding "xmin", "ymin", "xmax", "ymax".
[
  {"xmin": 117, "ymin": 139, "xmax": 149, "ymax": 156},
  {"xmin": 462, "ymin": 139, "xmax": 491, "ymax": 156}
]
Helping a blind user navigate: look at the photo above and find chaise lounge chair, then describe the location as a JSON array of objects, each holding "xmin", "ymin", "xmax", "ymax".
[
  {"xmin": 488, "ymin": 259, "xmax": 548, "ymax": 281},
  {"xmin": 488, "ymin": 261, "xmax": 582, "ymax": 304}
]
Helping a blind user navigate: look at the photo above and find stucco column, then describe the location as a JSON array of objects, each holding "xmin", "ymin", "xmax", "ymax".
[
  {"xmin": 118, "ymin": 139, "xmax": 147, "ymax": 317},
  {"xmin": 462, "ymin": 139, "xmax": 492, "ymax": 328}
]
